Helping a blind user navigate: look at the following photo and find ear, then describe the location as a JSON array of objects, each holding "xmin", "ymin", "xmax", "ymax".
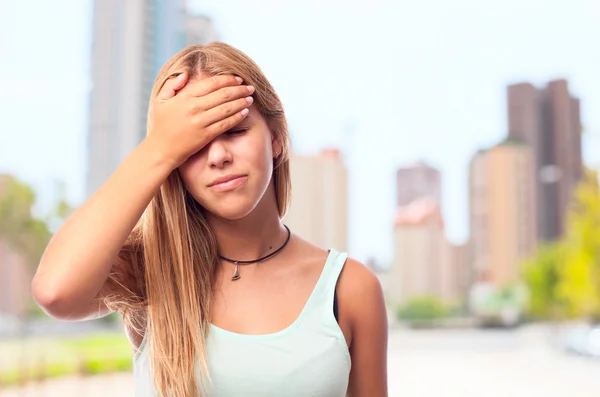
[{"xmin": 271, "ymin": 137, "xmax": 282, "ymax": 159}]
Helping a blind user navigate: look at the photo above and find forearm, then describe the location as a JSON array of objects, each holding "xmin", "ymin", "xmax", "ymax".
[{"xmin": 32, "ymin": 138, "xmax": 173, "ymax": 319}]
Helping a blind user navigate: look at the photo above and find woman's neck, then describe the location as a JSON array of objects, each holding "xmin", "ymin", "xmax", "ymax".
[{"xmin": 207, "ymin": 199, "xmax": 287, "ymax": 262}]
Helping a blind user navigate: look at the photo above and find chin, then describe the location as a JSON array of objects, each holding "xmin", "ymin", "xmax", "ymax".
[{"xmin": 204, "ymin": 199, "xmax": 260, "ymax": 221}]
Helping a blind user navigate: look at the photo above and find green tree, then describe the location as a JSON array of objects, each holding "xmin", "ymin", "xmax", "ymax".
[
  {"xmin": 522, "ymin": 169, "xmax": 600, "ymax": 322},
  {"xmin": 522, "ymin": 242, "xmax": 565, "ymax": 320},
  {"xmin": 0, "ymin": 175, "xmax": 52, "ymax": 268},
  {"xmin": 557, "ymin": 170, "xmax": 600, "ymax": 321},
  {"xmin": 0, "ymin": 175, "xmax": 75, "ymax": 318},
  {"xmin": 396, "ymin": 296, "xmax": 450, "ymax": 323}
]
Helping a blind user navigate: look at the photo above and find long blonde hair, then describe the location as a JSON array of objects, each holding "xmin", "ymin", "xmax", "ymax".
[{"xmin": 105, "ymin": 42, "xmax": 291, "ymax": 397}]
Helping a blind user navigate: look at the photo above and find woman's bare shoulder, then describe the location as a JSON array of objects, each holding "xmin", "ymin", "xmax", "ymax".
[
  {"xmin": 336, "ymin": 256, "xmax": 387, "ymax": 328},
  {"xmin": 337, "ymin": 256, "xmax": 388, "ymax": 395},
  {"xmin": 290, "ymin": 236, "xmax": 386, "ymax": 327}
]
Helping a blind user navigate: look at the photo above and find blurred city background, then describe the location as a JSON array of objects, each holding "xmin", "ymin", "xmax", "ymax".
[{"xmin": 1, "ymin": 0, "xmax": 600, "ymax": 396}]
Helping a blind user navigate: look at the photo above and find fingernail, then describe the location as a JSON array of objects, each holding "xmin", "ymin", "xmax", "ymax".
[
  {"xmin": 241, "ymin": 108, "xmax": 249, "ymax": 116},
  {"xmin": 245, "ymin": 96, "xmax": 254, "ymax": 104},
  {"xmin": 235, "ymin": 76, "xmax": 243, "ymax": 84},
  {"xmin": 247, "ymin": 86, "xmax": 255, "ymax": 93}
]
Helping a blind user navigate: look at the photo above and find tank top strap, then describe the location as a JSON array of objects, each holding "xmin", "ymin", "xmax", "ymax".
[
  {"xmin": 306, "ymin": 248, "xmax": 348, "ymax": 319},
  {"xmin": 323, "ymin": 248, "xmax": 347, "ymax": 302}
]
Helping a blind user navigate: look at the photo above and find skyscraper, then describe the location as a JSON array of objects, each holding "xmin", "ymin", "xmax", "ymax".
[
  {"xmin": 86, "ymin": 0, "xmax": 215, "ymax": 198},
  {"xmin": 469, "ymin": 140, "xmax": 537, "ymax": 286},
  {"xmin": 507, "ymin": 79, "xmax": 582, "ymax": 241},
  {"xmin": 441, "ymin": 241, "xmax": 471, "ymax": 303},
  {"xmin": 152, "ymin": 0, "xmax": 187, "ymax": 80},
  {"xmin": 390, "ymin": 198, "xmax": 445, "ymax": 304},
  {"xmin": 284, "ymin": 149, "xmax": 348, "ymax": 252},
  {"xmin": 396, "ymin": 161, "xmax": 442, "ymax": 207}
]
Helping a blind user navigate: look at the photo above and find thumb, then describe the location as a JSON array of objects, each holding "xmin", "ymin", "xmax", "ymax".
[{"xmin": 157, "ymin": 72, "xmax": 188, "ymax": 100}]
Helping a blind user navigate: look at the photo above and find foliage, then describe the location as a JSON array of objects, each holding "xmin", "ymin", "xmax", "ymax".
[
  {"xmin": 396, "ymin": 296, "xmax": 451, "ymax": 323},
  {"xmin": 0, "ymin": 175, "xmax": 52, "ymax": 268},
  {"xmin": 557, "ymin": 170, "xmax": 600, "ymax": 320},
  {"xmin": 0, "ymin": 175, "xmax": 75, "ymax": 318},
  {"xmin": 522, "ymin": 169, "xmax": 600, "ymax": 321},
  {"xmin": 522, "ymin": 242, "xmax": 566, "ymax": 319},
  {"xmin": 0, "ymin": 332, "xmax": 133, "ymax": 386},
  {"xmin": 0, "ymin": 176, "xmax": 74, "ymax": 268}
]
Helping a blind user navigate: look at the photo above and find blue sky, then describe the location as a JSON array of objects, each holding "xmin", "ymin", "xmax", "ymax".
[{"xmin": 1, "ymin": 0, "xmax": 599, "ymax": 264}]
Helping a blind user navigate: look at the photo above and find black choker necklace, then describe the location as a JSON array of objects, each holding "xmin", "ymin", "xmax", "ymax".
[{"xmin": 218, "ymin": 225, "xmax": 291, "ymax": 281}]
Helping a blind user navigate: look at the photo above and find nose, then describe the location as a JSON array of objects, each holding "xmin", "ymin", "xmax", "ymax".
[{"xmin": 205, "ymin": 137, "xmax": 233, "ymax": 169}]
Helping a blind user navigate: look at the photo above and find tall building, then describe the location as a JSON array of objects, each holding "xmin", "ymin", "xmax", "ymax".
[
  {"xmin": 390, "ymin": 198, "xmax": 446, "ymax": 304},
  {"xmin": 396, "ymin": 161, "xmax": 442, "ymax": 207},
  {"xmin": 86, "ymin": 1, "xmax": 216, "ymax": 198},
  {"xmin": 507, "ymin": 79, "xmax": 582, "ymax": 241},
  {"xmin": 469, "ymin": 140, "xmax": 537, "ymax": 287},
  {"xmin": 440, "ymin": 241, "xmax": 471, "ymax": 304},
  {"xmin": 284, "ymin": 149, "xmax": 348, "ymax": 252},
  {"xmin": 152, "ymin": 0, "xmax": 188, "ymax": 79}
]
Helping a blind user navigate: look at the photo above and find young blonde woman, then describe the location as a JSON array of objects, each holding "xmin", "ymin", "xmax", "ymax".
[{"xmin": 32, "ymin": 42, "xmax": 388, "ymax": 397}]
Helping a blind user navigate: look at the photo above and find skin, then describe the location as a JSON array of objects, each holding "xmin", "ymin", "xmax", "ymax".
[{"xmin": 32, "ymin": 71, "xmax": 388, "ymax": 396}]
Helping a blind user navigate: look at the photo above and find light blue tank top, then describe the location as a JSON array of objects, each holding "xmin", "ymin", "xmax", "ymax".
[{"xmin": 133, "ymin": 248, "xmax": 351, "ymax": 396}]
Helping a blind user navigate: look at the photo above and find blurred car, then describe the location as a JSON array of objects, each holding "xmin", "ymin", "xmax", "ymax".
[
  {"xmin": 469, "ymin": 282, "xmax": 528, "ymax": 328},
  {"xmin": 562, "ymin": 323, "xmax": 600, "ymax": 359}
]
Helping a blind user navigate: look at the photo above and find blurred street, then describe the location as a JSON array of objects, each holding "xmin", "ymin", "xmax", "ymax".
[{"xmin": 2, "ymin": 324, "xmax": 600, "ymax": 397}]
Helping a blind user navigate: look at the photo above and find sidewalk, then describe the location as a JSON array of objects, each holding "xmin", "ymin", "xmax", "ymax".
[
  {"xmin": 2, "ymin": 325, "xmax": 600, "ymax": 397},
  {"xmin": 0, "ymin": 373, "xmax": 133, "ymax": 397}
]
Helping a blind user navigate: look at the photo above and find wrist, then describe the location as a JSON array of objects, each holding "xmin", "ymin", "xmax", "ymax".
[{"xmin": 138, "ymin": 137, "xmax": 180, "ymax": 175}]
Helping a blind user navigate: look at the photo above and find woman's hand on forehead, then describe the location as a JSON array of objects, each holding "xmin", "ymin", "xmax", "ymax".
[{"xmin": 146, "ymin": 72, "xmax": 255, "ymax": 169}]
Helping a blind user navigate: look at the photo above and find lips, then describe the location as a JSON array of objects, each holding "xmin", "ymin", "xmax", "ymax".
[
  {"xmin": 208, "ymin": 174, "xmax": 246, "ymax": 187},
  {"xmin": 208, "ymin": 174, "xmax": 247, "ymax": 192}
]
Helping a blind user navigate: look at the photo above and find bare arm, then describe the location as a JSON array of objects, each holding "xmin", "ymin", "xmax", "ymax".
[
  {"xmin": 31, "ymin": 140, "xmax": 173, "ymax": 320},
  {"xmin": 343, "ymin": 259, "xmax": 389, "ymax": 397},
  {"xmin": 32, "ymin": 73, "xmax": 254, "ymax": 320}
]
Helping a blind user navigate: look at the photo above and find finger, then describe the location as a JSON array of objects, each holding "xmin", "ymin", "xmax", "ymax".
[
  {"xmin": 199, "ymin": 97, "xmax": 253, "ymax": 127},
  {"xmin": 196, "ymin": 85, "xmax": 255, "ymax": 112},
  {"xmin": 204, "ymin": 107, "xmax": 250, "ymax": 139},
  {"xmin": 157, "ymin": 73, "xmax": 188, "ymax": 100},
  {"xmin": 181, "ymin": 74, "xmax": 243, "ymax": 98}
]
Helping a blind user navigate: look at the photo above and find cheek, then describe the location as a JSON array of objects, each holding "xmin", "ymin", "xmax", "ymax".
[
  {"xmin": 251, "ymin": 138, "xmax": 274, "ymax": 179},
  {"xmin": 178, "ymin": 155, "xmax": 206, "ymax": 191}
]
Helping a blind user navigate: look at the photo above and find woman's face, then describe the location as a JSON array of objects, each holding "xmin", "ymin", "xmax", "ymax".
[{"xmin": 178, "ymin": 105, "xmax": 279, "ymax": 220}]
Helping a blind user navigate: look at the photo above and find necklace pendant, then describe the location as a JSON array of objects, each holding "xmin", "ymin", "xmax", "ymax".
[{"xmin": 231, "ymin": 262, "xmax": 240, "ymax": 281}]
